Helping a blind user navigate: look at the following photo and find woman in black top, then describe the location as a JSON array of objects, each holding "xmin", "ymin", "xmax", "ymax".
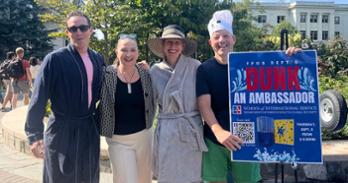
[{"xmin": 98, "ymin": 34, "xmax": 155, "ymax": 183}]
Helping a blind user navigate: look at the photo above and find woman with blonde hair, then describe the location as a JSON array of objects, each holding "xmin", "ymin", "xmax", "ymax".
[{"xmin": 99, "ymin": 34, "xmax": 155, "ymax": 183}]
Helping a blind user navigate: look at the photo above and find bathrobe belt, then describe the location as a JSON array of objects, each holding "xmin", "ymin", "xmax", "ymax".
[
  {"xmin": 157, "ymin": 111, "xmax": 207, "ymax": 152},
  {"xmin": 47, "ymin": 112, "xmax": 99, "ymax": 175}
]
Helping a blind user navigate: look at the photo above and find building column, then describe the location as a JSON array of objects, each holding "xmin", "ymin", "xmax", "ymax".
[
  {"xmin": 318, "ymin": 13, "xmax": 322, "ymax": 41},
  {"xmin": 306, "ymin": 13, "xmax": 310, "ymax": 38},
  {"xmin": 329, "ymin": 13, "xmax": 335, "ymax": 40}
]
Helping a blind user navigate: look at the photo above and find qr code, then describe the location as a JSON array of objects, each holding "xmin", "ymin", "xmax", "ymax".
[{"xmin": 233, "ymin": 122, "xmax": 255, "ymax": 144}]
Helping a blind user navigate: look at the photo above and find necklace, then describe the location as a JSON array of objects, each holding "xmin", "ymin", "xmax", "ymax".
[{"xmin": 118, "ymin": 67, "xmax": 136, "ymax": 94}]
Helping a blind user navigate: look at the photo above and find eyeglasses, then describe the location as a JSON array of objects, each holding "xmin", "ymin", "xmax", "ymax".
[
  {"xmin": 67, "ymin": 25, "xmax": 90, "ymax": 33},
  {"xmin": 119, "ymin": 33, "xmax": 137, "ymax": 40}
]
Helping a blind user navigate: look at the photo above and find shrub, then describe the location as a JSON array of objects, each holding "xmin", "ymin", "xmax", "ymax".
[{"xmin": 319, "ymin": 75, "xmax": 348, "ymax": 140}]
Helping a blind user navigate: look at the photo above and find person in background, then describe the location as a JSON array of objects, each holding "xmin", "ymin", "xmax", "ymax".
[
  {"xmin": 1, "ymin": 51, "xmax": 15, "ymax": 111},
  {"xmin": 148, "ymin": 24, "xmax": 207, "ymax": 183},
  {"xmin": 28, "ymin": 56, "xmax": 41, "ymax": 97},
  {"xmin": 99, "ymin": 34, "xmax": 155, "ymax": 183},
  {"xmin": 29, "ymin": 56, "xmax": 41, "ymax": 84},
  {"xmin": 11, "ymin": 47, "xmax": 32, "ymax": 109},
  {"xmin": 25, "ymin": 11, "xmax": 104, "ymax": 183}
]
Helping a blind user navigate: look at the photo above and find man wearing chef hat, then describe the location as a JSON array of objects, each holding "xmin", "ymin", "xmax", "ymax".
[{"xmin": 196, "ymin": 9, "xmax": 262, "ymax": 183}]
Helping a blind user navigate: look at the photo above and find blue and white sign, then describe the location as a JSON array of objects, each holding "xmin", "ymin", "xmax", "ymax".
[{"xmin": 228, "ymin": 50, "xmax": 322, "ymax": 164}]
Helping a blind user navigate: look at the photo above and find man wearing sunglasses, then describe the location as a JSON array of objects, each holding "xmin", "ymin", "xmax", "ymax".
[{"xmin": 25, "ymin": 11, "xmax": 104, "ymax": 183}]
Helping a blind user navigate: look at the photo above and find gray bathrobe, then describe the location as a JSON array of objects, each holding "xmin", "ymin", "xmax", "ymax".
[{"xmin": 150, "ymin": 55, "xmax": 207, "ymax": 183}]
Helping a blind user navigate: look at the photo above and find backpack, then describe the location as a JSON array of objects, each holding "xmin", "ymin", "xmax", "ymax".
[
  {"xmin": 0, "ymin": 59, "xmax": 12, "ymax": 79},
  {"xmin": 7, "ymin": 58, "xmax": 25, "ymax": 78}
]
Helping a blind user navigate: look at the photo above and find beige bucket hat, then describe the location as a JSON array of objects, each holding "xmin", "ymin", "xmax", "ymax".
[{"xmin": 148, "ymin": 24, "xmax": 197, "ymax": 58}]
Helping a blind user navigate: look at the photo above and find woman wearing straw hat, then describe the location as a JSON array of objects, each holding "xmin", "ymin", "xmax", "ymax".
[
  {"xmin": 99, "ymin": 34, "xmax": 155, "ymax": 183},
  {"xmin": 148, "ymin": 24, "xmax": 207, "ymax": 183}
]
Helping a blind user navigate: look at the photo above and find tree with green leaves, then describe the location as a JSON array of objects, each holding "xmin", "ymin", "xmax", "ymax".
[
  {"xmin": 263, "ymin": 21, "xmax": 302, "ymax": 50},
  {"xmin": 82, "ymin": 0, "xmax": 234, "ymax": 64},
  {"xmin": 319, "ymin": 38, "xmax": 348, "ymax": 77},
  {"xmin": 34, "ymin": 0, "xmax": 264, "ymax": 64},
  {"xmin": 0, "ymin": 0, "xmax": 52, "ymax": 59},
  {"xmin": 232, "ymin": 0, "xmax": 266, "ymax": 51},
  {"xmin": 84, "ymin": 0, "xmax": 266, "ymax": 63},
  {"xmin": 34, "ymin": 0, "xmax": 78, "ymax": 38}
]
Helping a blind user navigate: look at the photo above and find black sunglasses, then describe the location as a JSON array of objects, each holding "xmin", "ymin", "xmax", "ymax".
[{"xmin": 67, "ymin": 25, "xmax": 90, "ymax": 33}]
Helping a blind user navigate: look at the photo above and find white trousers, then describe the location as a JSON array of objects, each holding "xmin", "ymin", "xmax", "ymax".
[{"xmin": 106, "ymin": 128, "xmax": 153, "ymax": 183}]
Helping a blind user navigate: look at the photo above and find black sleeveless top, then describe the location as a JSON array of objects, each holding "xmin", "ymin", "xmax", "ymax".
[{"xmin": 114, "ymin": 77, "xmax": 146, "ymax": 135}]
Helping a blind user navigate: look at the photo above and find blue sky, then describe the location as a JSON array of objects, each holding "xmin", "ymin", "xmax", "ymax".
[{"xmin": 254, "ymin": 0, "xmax": 348, "ymax": 4}]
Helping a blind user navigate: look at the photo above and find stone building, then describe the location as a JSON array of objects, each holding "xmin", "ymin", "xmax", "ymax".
[{"xmin": 251, "ymin": 0, "xmax": 348, "ymax": 42}]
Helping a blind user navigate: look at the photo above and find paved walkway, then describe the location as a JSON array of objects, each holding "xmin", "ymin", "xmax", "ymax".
[
  {"xmin": 0, "ymin": 106, "xmax": 112, "ymax": 183},
  {"xmin": 0, "ymin": 136, "xmax": 113, "ymax": 183},
  {"xmin": 0, "ymin": 135, "xmax": 42, "ymax": 183},
  {"xmin": 0, "ymin": 169, "xmax": 38, "ymax": 183}
]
